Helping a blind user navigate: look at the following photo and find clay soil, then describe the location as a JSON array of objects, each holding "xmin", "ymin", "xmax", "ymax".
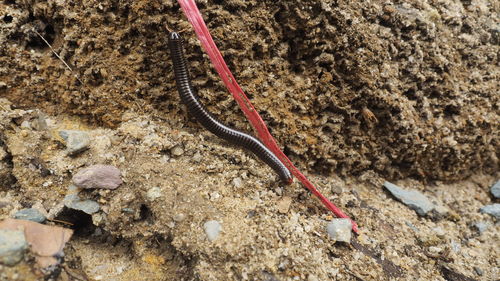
[{"xmin": 0, "ymin": 0, "xmax": 498, "ymax": 280}]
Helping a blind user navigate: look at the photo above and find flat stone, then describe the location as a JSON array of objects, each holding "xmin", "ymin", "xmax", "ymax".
[
  {"xmin": 479, "ymin": 204, "xmax": 500, "ymax": 219},
  {"xmin": 326, "ymin": 218, "xmax": 352, "ymax": 243},
  {"xmin": 66, "ymin": 200, "xmax": 100, "ymax": 215},
  {"xmin": 490, "ymin": 180, "xmax": 500, "ymax": 199},
  {"xmin": 0, "ymin": 229, "xmax": 27, "ymax": 266},
  {"xmin": 59, "ymin": 130, "xmax": 90, "ymax": 155},
  {"xmin": 12, "ymin": 208, "xmax": 46, "ymax": 223},
  {"xmin": 383, "ymin": 181, "xmax": 434, "ymax": 216},
  {"xmin": 73, "ymin": 165, "xmax": 122, "ymax": 189},
  {"xmin": 204, "ymin": 220, "xmax": 221, "ymax": 242}
]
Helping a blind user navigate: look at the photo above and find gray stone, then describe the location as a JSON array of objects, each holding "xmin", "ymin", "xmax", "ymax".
[
  {"xmin": 490, "ymin": 180, "xmax": 500, "ymax": 199},
  {"xmin": 59, "ymin": 130, "xmax": 90, "ymax": 155},
  {"xmin": 383, "ymin": 181, "xmax": 434, "ymax": 216},
  {"xmin": 73, "ymin": 164, "xmax": 122, "ymax": 189},
  {"xmin": 204, "ymin": 220, "xmax": 221, "ymax": 242},
  {"xmin": 66, "ymin": 200, "xmax": 100, "ymax": 215},
  {"xmin": 0, "ymin": 229, "xmax": 27, "ymax": 266},
  {"xmin": 326, "ymin": 218, "xmax": 352, "ymax": 243},
  {"xmin": 12, "ymin": 208, "xmax": 46, "ymax": 223},
  {"xmin": 472, "ymin": 222, "xmax": 489, "ymax": 234},
  {"xmin": 479, "ymin": 204, "xmax": 500, "ymax": 219}
]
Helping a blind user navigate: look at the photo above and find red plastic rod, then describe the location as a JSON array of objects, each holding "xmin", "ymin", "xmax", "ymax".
[{"xmin": 177, "ymin": 0, "xmax": 358, "ymax": 234}]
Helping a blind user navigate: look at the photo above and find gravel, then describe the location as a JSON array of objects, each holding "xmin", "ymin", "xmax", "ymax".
[
  {"xmin": 12, "ymin": 208, "xmax": 46, "ymax": 223},
  {"xmin": 383, "ymin": 181, "xmax": 435, "ymax": 216},
  {"xmin": 326, "ymin": 219, "xmax": 352, "ymax": 243},
  {"xmin": 73, "ymin": 164, "xmax": 122, "ymax": 189},
  {"xmin": 0, "ymin": 229, "xmax": 27, "ymax": 266}
]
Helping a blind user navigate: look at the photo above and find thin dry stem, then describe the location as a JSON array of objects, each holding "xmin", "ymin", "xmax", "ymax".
[{"xmin": 33, "ymin": 30, "xmax": 84, "ymax": 84}]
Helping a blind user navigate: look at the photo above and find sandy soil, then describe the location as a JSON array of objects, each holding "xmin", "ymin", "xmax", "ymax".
[{"xmin": 0, "ymin": 0, "xmax": 498, "ymax": 280}]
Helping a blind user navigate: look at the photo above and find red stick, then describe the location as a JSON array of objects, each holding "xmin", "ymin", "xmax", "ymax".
[{"xmin": 177, "ymin": 0, "xmax": 358, "ymax": 234}]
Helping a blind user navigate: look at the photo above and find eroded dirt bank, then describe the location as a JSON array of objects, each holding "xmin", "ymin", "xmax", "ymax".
[{"xmin": 0, "ymin": 0, "xmax": 498, "ymax": 280}]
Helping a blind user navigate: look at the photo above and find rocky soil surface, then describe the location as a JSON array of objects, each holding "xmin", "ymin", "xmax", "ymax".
[{"xmin": 0, "ymin": 0, "xmax": 498, "ymax": 280}]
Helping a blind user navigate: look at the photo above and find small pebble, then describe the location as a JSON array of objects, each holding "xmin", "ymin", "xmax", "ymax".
[
  {"xmin": 92, "ymin": 213, "xmax": 104, "ymax": 226},
  {"xmin": 432, "ymin": 204, "xmax": 449, "ymax": 217},
  {"xmin": 170, "ymin": 145, "xmax": 184, "ymax": 156},
  {"xmin": 428, "ymin": 246, "xmax": 442, "ymax": 254},
  {"xmin": 73, "ymin": 164, "xmax": 122, "ymax": 189},
  {"xmin": 383, "ymin": 181, "xmax": 434, "ymax": 216},
  {"xmin": 432, "ymin": 227, "xmax": 446, "ymax": 238},
  {"xmin": 146, "ymin": 187, "xmax": 162, "ymax": 201},
  {"xmin": 33, "ymin": 112, "xmax": 48, "ymax": 131},
  {"xmin": 12, "ymin": 208, "xmax": 46, "ymax": 223},
  {"xmin": 473, "ymin": 267, "xmax": 483, "ymax": 276},
  {"xmin": 192, "ymin": 152, "xmax": 202, "ymax": 163},
  {"xmin": 330, "ymin": 185, "xmax": 344, "ymax": 195},
  {"xmin": 479, "ymin": 203, "xmax": 500, "ymax": 219},
  {"xmin": 326, "ymin": 219, "xmax": 352, "ymax": 243},
  {"xmin": 277, "ymin": 196, "xmax": 292, "ymax": 214},
  {"xmin": 0, "ymin": 229, "xmax": 27, "ymax": 266},
  {"xmin": 472, "ymin": 221, "xmax": 489, "ymax": 234},
  {"xmin": 173, "ymin": 213, "xmax": 185, "ymax": 222},
  {"xmin": 490, "ymin": 180, "xmax": 500, "ymax": 199},
  {"xmin": 232, "ymin": 177, "xmax": 243, "ymax": 188},
  {"xmin": 209, "ymin": 191, "xmax": 221, "ymax": 200},
  {"xmin": 20, "ymin": 121, "xmax": 31, "ymax": 129},
  {"xmin": 59, "ymin": 130, "xmax": 90, "ymax": 155},
  {"xmin": 204, "ymin": 220, "xmax": 221, "ymax": 242},
  {"xmin": 66, "ymin": 200, "xmax": 100, "ymax": 215},
  {"xmin": 450, "ymin": 240, "xmax": 461, "ymax": 252}
]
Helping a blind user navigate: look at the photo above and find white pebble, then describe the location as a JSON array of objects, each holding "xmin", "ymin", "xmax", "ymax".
[
  {"xmin": 232, "ymin": 177, "xmax": 243, "ymax": 188},
  {"xmin": 204, "ymin": 220, "xmax": 221, "ymax": 242},
  {"xmin": 326, "ymin": 219, "xmax": 352, "ymax": 243},
  {"xmin": 146, "ymin": 187, "xmax": 162, "ymax": 201}
]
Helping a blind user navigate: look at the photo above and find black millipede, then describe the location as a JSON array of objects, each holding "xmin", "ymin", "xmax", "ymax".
[{"xmin": 168, "ymin": 31, "xmax": 292, "ymax": 184}]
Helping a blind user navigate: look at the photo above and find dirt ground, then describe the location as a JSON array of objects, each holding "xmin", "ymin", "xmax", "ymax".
[{"xmin": 0, "ymin": 0, "xmax": 499, "ymax": 280}]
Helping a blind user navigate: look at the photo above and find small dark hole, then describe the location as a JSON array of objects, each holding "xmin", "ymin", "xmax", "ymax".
[
  {"xmin": 56, "ymin": 208, "xmax": 95, "ymax": 237},
  {"xmin": 3, "ymin": 15, "xmax": 13, "ymax": 23},
  {"xmin": 139, "ymin": 204, "xmax": 152, "ymax": 221}
]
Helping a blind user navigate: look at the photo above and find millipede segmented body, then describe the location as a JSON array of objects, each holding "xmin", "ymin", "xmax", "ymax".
[{"xmin": 168, "ymin": 32, "xmax": 292, "ymax": 184}]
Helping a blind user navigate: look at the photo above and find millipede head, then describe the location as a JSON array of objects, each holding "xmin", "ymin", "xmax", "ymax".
[{"xmin": 169, "ymin": 32, "xmax": 182, "ymax": 41}]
